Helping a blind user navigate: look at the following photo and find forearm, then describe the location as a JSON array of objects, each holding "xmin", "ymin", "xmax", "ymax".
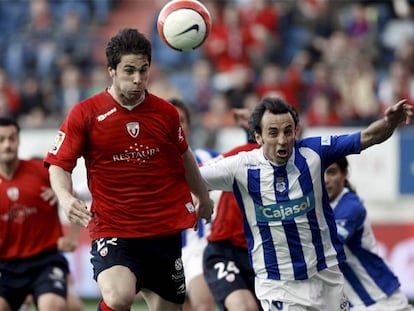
[
  {"xmin": 182, "ymin": 149, "xmax": 210, "ymax": 200},
  {"xmin": 360, "ymin": 117, "xmax": 395, "ymax": 150},
  {"xmin": 49, "ymin": 165, "xmax": 76, "ymax": 203},
  {"xmin": 361, "ymin": 99, "xmax": 412, "ymax": 150},
  {"xmin": 50, "ymin": 165, "xmax": 93, "ymax": 227}
]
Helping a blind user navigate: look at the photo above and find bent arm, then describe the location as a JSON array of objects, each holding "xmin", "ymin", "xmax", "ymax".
[
  {"xmin": 49, "ymin": 165, "xmax": 92, "ymax": 227},
  {"xmin": 360, "ymin": 99, "xmax": 412, "ymax": 150}
]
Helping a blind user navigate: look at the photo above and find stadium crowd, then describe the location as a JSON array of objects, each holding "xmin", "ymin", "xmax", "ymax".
[{"xmin": 0, "ymin": 0, "xmax": 413, "ymax": 149}]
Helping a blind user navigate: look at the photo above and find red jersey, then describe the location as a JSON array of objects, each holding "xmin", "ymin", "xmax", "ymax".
[
  {"xmin": 207, "ymin": 143, "xmax": 259, "ymax": 248},
  {"xmin": 45, "ymin": 90, "xmax": 196, "ymax": 240},
  {"xmin": 0, "ymin": 160, "xmax": 62, "ymax": 260}
]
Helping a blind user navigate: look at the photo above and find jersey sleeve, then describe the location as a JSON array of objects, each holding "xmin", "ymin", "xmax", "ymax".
[
  {"xmin": 44, "ymin": 103, "xmax": 87, "ymax": 172},
  {"xmin": 298, "ymin": 132, "xmax": 361, "ymax": 170},
  {"xmin": 334, "ymin": 192, "xmax": 367, "ymax": 244},
  {"xmin": 200, "ymin": 155, "xmax": 239, "ymax": 191}
]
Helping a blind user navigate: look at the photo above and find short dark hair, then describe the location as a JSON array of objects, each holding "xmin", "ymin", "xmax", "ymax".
[
  {"xmin": 248, "ymin": 97, "xmax": 299, "ymax": 136},
  {"xmin": 105, "ymin": 28, "xmax": 152, "ymax": 69},
  {"xmin": 0, "ymin": 117, "xmax": 20, "ymax": 132},
  {"xmin": 169, "ymin": 98, "xmax": 191, "ymax": 127}
]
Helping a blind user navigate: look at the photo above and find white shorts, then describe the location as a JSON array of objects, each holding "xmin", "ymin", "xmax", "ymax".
[
  {"xmin": 182, "ymin": 227, "xmax": 210, "ymax": 287},
  {"xmin": 350, "ymin": 288, "xmax": 413, "ymax": 311},
  {"xmin": 255, "ymin": 265, "xmax": 349, "ymax": 311}
]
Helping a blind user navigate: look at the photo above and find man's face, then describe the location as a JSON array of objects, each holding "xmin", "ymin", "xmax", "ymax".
[
  {"xmin": 109, "ymin": 54, "xmax": 150, "ymax": 106},
  {"xmin": 255, "ymin": 111, "xmax": 297, "ymax": 165},
  {"xmin": 324, "ymin": 163, "xmax": 346, "ymax": 202},
  {"xmin": 0, "ymin": 125, "xmax": 19, "ymax": 164}
]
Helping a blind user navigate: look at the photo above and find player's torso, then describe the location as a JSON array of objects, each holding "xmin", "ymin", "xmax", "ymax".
[{"xmin": 0, "ymin": 161, "xmax": 61, "ymax": 259}]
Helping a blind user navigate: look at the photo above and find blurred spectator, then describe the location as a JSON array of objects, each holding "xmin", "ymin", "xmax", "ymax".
[
  {"xmin": 306, "ymin": 61, "xmax": 341, "ymax": 115},
  {"xmin": 333, "ymin": 54, "xmax": 379, "ymax": 126},
  {"xmin": 0, "ymin": 67, "xmax": 21, "ymax": 117},
  {"xmin": 54, "ymin": 8, "xmax": 95, "ymax": 74},
  {"xmin": 203, "ymin": 2, "xmax": 255, "ymax": 73},
  {"xmin": 167, "ymin": 58, "xmax": 216, "ymax": 113},
  {"xmin": 381, "ymin": 11, "xmax": 414, "ymax": 58},
  {"xmin": 378, "ymin": 60, "xmax": 414, "ymax": 113},
  {"xmin": 18, "ymin": 75, "xmax": 46, "ymax": 117},
  {"xmin": 304, "ymin": 90, "xmax": 342, "ymax": 127},
  {"xmin": 394, "ymin": 38, "xmax": 414, "ymax": 74},
  {"xmin": 278, "ymin": 0, "xmax": 343, "ymax": 65},
  {"xmin": 5, "ymin": 0, "xmax": 57, "ymax": 82},
  {"xmin": 85, "ymin": 65, "xmax": 111, "ymax": 98},
  {"xmin": 224, "ymin": 64, "xmax": 255, "ymax": 109},
  {"xmin": 239, "ymin": 0, "xmax": 280, "ymax": 67},
  {"xmin": 255, "ymin": 62, "xmax": 303, "ymax": 112},
  {"xmin": 148, "ymin": 74, "xmax": 182, "ymax": 102},
  {"xmin": 199, "ymin": 92, "xmax": 235, "ymax": 149},
  {"xmin": 56, "ymin": 64, "xmax": 87, "ymax": 116}
]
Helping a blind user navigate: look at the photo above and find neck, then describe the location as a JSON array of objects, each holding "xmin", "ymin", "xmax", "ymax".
[
  {"xmin": 0, "ymin": 160, "xmax": 19, "ymax": 179},
  {"xmin": 108, "ymin": 86, "xmax": 145, "ymax": 108}
]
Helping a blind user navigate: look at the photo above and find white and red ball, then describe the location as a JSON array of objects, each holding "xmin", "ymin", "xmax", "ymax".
[{"xmin": 157, "ymin": 0, "xmax": 212, "ymax": 51}]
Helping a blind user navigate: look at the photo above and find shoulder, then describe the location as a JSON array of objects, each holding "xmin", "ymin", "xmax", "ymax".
[
  {"xmin": 70, "ymin": 90, "xmax": 113, "ymax": 115},
  {"xmin": 223, "ymin": 143, "xmax": 260, "ymax": 157},
  {"xmin": 194, "ymin": 148, "xmax": 220, "ymax": 164},
  {"xmin": 147, "ymin": 92, "xmax": 176, "ymax": 111},
  {"xmin": 19, "ymin": 159, "xmax": 49, "ymax": 177},
  {"xmin": 336, "ymin": 191, "xmax": 366, "ymax": 219}
]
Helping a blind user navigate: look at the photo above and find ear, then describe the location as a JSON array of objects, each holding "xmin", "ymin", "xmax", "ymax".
[
  {"xmin": 254, "ymin": 132, "xmax": 263, "ymax": 145},
  {"xmin": 108, "ymin": 67, "xmax": 115, "ymax": 79},
  {"xmin": 295, "ymin": 125, "xmax": 302, "ymax": 139}
]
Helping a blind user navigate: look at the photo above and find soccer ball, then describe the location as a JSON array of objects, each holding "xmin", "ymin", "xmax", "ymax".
[{"xmin": 157, "ymin": 0, "xmax": 212, "ymax": 52}]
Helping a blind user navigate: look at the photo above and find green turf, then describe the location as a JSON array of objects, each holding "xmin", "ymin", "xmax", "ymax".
[{"xmin": 26, "ymin": 297, "xmax": 414, "ymax": 310}]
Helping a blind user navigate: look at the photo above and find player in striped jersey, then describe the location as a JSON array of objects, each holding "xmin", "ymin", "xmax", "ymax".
[
  {"xmin": 199, "ymin": 97, "xmax": 412, "ymax": 310},
  {"xmin": 325, "ymin": 157, "xmax": 413, "ymax": 311},
  {"xmin": 169, "ymin": 98, "xmax": 218, "ymax": 311}
]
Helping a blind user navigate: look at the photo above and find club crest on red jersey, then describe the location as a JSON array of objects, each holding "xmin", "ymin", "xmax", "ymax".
[
  {"xmin": 7, "ymin": 187, "xmax": 19, "ymax": 201},
  {"xmin": 126, "ymin": 122, "xmax": 140, "ymax": 138}
]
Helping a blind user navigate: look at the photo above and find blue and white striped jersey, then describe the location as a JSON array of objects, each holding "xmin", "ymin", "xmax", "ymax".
[
  {"xmin": 182, "ymin": 148, "xmax": 219, "ymax": 248},
  {"xmin": 200, "ymin": 133, "xmax": 361, "ymax": 281},
  {"xmin": 331, "ymin": 188, "xmax": 401, "ymax": 307}
]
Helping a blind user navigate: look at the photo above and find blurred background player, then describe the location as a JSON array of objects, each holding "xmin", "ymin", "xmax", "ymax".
[
  {"xmin": 0, "ymin": 117, "xmax": 74, "ymax": 311},
  {"xmin": 325, "ymin": 157, "xmax": 414, "ymax": 311},
  {"xmin": 169, "ymin": 97, "xmax": 218, "ymax": 311}
]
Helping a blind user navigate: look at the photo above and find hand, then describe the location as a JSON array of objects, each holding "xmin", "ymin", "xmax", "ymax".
[
  {"xmin": 40, "ymin": 186, "xmax": 58, "ymax": 206},
  {"xmin": 57, "ymin": 235, "xmax": 78, "ymax": 252},
  {"xmin": 384, "ymin": 99, "xmax": 412, "ymax": 126},
  {"xmin": 193, "ymin": 196, "xmax": 214, "ymax": 230},
  {"xmin": 61, "ymin": 197, "xmax": 93, "ymax": 228}
]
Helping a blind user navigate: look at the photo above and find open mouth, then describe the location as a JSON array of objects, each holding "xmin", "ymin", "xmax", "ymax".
[{"xmin": 277, "ymin": 149, "xmax": 288, "ymax": 157}]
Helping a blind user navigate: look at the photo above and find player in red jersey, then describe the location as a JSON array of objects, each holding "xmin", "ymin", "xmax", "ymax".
[
  {"xmin": 0, "ymin": 117, "xmax": 73, "ymax": 311},
  {"xmin": 45, "ymin": 28, "xmax": 213, "ymax": 311}
]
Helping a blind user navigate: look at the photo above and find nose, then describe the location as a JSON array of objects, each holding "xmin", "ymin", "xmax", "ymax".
[
  {"xmin": 277, "ymin": 133, "xmax": 287, "ymax": 145},
  {"xmin": 132, "ymin": 72, "xmax": 142, "ymax": 84}
]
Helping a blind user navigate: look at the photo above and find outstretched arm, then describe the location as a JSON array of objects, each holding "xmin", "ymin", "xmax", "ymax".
[{"xmin": 360, "ymin": 99, "xmax": 412, "ymax": 150}]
